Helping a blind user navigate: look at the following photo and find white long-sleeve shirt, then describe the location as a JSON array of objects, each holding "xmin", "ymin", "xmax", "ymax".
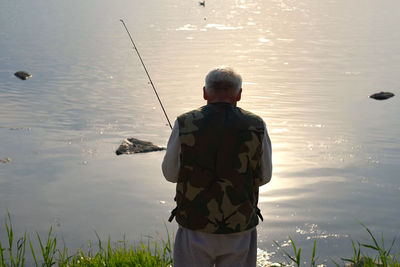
[{"xmin": 162, "ymin": 119, "xmax": 272, "ymax": 186}]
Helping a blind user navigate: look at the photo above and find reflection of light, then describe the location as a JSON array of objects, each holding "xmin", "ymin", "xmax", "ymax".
[
  {"xmin": 176, "ymin": 24, "xmax": 197, "ymax": 31},
  {"xmin": 258, "ymin": 37, "xmax": 270, "ymax": 43},
  {"xmin": 235, "ymin": 0, "xmax": 247, "ymax": 8},
  {"xmin": 256, "ymin": 248, "xmax": 274, "ymax": 266},
  {"xmin": 205, "ymin": 24, "xmax": 244, "ymax": 30},
  {"xmin": 277, "ymin": 38, "xmax": 295, "ymax": 42},
  {"xmin": 259, "ymin": 194, "xmax": 298, "ymax": 203},
  {"xmin": 271, "ymin": 128, "xmax": 288, "ymax": 134}
]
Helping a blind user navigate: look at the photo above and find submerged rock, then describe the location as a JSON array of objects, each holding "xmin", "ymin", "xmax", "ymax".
[
  {"xmin": 369, "ymin": 91, "xmax": 395, "ymax": 100},
  {"xmin": 116, "ymin": 138, "xmax": 165, "ymax": 155},
  {"xmin": 9, "ymin": 127, "xmax": 31, "ymax": 131},
  {"xmin": 14, "ymin": 71, "xmax": 32, "ymax": 80},
  {"xmin": 0, "ymin": 158, "xmax": 12, "ymax": 164}
]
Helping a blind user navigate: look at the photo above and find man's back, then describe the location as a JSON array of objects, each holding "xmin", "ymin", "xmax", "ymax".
[{"xmin": 174, "ymin": 102, "xmax": 265, "ymax": 234}]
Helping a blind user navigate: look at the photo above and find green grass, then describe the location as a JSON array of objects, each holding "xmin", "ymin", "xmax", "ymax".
[
  {"xmin": 1, "ymin": 212, "xmax": 173, "ymax": 267},
  {"xmin": 273, "ymin": 223, "xmax": 400, "ymax": 267},
  {"xmin": 1, "ymin": 212, "xmax": 399, "ymax": 266}
]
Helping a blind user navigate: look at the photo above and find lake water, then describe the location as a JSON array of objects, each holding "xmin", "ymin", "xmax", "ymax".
[{"xmin": 1, "ymin": 0, "xmax": 399, "ymax": 265}]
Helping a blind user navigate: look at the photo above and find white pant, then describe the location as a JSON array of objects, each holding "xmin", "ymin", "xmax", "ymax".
[{"xmin": 173, "ymin": 227, "xmax": 257, "ymax": 267}]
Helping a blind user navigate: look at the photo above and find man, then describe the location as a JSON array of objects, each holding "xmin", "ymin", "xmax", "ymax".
[{"xmin": 162, "ymin": 66, "xmax": 272, "ymax": 267}]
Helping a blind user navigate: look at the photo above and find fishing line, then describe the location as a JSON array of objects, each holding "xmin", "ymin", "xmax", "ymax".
[{"xmin": 120, "ymin": 19, "xmax": 172, "ymax": 129}]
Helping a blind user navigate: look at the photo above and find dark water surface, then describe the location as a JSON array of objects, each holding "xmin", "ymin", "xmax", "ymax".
[{"xmin": 1, "ymin": 0, "xmax": 400, "ymax": 265}]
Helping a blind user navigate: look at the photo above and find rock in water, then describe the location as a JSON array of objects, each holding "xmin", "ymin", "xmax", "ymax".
[
  {"xmin": 369, "ymin": 91, "xmax": 395, "ymax": 100},
  {"xmin": 0, "ymin": 158, "xmax": 12, "ymax": 163},
  {"xmin": 116, "ymin": 138, "xmax": 165, "ymax": 155},
  {"xmin": 14, "ymin": 71, "xmax": 32, "ymax": 80}
]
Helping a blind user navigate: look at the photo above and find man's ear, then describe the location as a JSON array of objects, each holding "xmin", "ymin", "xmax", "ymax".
[
  {"xmin": 203, "ymin": 86, "xmax": 209, "ymax": 100},
  {"xmin": 235, "ymin": 88, "xmax": 242, "ymax": 102}
]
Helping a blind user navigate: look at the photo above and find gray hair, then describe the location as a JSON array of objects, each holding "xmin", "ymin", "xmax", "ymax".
[{"xmin": 205, "ymin": 66, "xmax": 242, "ymax": 93}]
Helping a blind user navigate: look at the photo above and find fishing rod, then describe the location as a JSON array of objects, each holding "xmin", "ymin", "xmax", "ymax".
[{"xmin": 120, "ymin": 19, "xmax": 172, "ymax": 130}]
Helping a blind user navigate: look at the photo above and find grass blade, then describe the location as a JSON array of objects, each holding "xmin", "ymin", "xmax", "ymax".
[
  {"xmin": 311, "ymin": 239, "xmax": 317, "ymax": 267},
  {"xmin": 28, "ymin": 235, "xmax": 38, "ymax": 267},
  {"xmin": 16, "ymin": 233, "xmax": 26, "ymax": 267},
  {"xmin": 0, "ymin": 240, "xmax": 5, "ymax": 266}
]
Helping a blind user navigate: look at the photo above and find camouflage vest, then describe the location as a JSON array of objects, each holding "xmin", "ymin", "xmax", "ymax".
[{"xmin": 170, "ymin": 102, "xmax": 265, "ymax": 234}]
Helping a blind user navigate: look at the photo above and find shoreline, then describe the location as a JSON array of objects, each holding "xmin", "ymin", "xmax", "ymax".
[{"xmin": 1, "ymin": 213, "xmax": 398, "ymax": 267}]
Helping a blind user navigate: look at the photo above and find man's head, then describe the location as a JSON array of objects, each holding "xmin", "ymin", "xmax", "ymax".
[{"xmin": 203, "ymin": 66, "xmax": 242, "ymax": 106}]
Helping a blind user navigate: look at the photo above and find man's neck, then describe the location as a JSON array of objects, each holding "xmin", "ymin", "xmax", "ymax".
[{"xmin": 207, "ymin": 100, "xmax": 237, "ymax": 107}]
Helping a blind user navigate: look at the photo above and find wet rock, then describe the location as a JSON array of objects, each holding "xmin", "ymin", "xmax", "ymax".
[
  {"xmin": 199, "ymin": 1, "xmax": 205, "ymax": 6},
  {"xmin": 14, "ymin": 71, "xmax": 32, "ymax": 80},
  {"xmin": 369, "ymin": 91, "xmax": 395, "ymax": 100},
  {"xmin": 0, "ymin": 158, "xmax": 12, "ymax": 164},
  {"xmin": 116, "ymin": 138, "xmax": 165, "ymax": 155}
]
